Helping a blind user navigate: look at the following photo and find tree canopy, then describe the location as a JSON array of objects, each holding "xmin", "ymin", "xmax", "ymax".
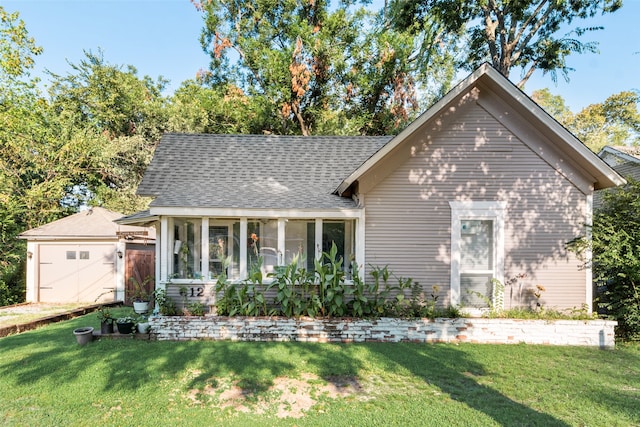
[
  {"xmin": 533, "ymin": 88, "xmax": 640, "ymax": 152},
  {"xmin": 195, "ymin": 0, "xmax": 458, "ymax": 135},
  {"xmin": 391, "ymin": 0, "xmax": 622, "ymax": 87}
]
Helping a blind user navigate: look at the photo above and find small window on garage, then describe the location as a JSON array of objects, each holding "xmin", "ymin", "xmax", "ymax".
[
  {"xmin": 66, "ymin": 251, "xmax": 76, "ymax": 260},
  {"xmin": 79, "ymin": 251, "xmax": 90, "ymax": 260}
]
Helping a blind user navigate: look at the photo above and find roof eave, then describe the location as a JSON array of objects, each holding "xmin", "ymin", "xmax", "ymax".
[
  {"xmin": 336, "ymin": 63, "xmax": 625, "ymax": 193},
  {"xmin": 336, "ymin": 64, "xmax": 493, "ymax": 195}
]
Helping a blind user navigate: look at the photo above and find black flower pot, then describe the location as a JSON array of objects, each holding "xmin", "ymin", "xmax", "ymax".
[
  {"xmin": 100, "ymin": 320, "xmax": 114, "ymax": 334},
  {"xmin": 116, "ymin": 321, "xmax": 135, "ymax": 335}
]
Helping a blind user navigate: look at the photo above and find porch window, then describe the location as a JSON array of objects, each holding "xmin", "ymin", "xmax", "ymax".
[
  {"xmin": 285, "ymin": 220, "xmax": 316, "ymax": 271},
  {"xmin": 248, "ymin": 219, "xmax": 278, "ymax": 275},
  {"xmin": 164, "ymin": 216, "xmax": 359, "ymax": 282},
  {"xmin": 322, "ymin": 220, "xmax": 355, "ymax": 278},
  {"xmin": 208, "ymin": 221, "xmax": 240, "ymax": 280},
  {"xmin": 172, "ymin": 218, "xmax": 202, "ymax": 279}
]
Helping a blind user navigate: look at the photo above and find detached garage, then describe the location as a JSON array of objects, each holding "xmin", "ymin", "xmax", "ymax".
[{"xmin": 19, "ymin": 207, "xmax": 155, "ymax": 303}]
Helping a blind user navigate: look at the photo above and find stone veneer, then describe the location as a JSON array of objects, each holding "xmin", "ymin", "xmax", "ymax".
[{"xmin": 148, "ymin": 316, "xmax": 617, "ymax": 348}]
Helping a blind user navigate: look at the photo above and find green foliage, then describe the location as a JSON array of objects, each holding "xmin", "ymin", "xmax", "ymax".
[
  {"xmin": 185, "ymin": 302, "xmax": 206, "ymax": 316},
  {"xmin": 214, "ymin": 264, "xmax": 272, "ymax": 317},
  {"xmin": 314, "ymin": 243, "xmax": 349, "ymax": 316},
  {"xmin": 95, "ymin": 306, "xmax": 114, "ymax": 324},
  {"xmin": 166, "ymin": 80, "xmax": 268, "ymax": 134},
  {"xmin": 211, "ymin": 243, "xmax": 462, "ymax": 319},
  {"xmin": 196, "ymin": 0, "xmax": 454, "ymax": 135},
  {"xmin": 0, "ymin": 6, "xmax": 42, "ymax": 80},
  {"xmin": 267, "ymin": 255, "xmax": 319, "ymax": 317},
  {"xmin": 534, "ymin": 88, "xmax": 640, "ymax": 152},
  {"xmin": 569, "ymin": 177, "xmax": 640, "ymax": 341},
  {"xmin": 129, "ymin": 275, "xmax": 154, "ymax": 302},
  {"xmin": 392, "ymin": 0, "xmax": 622, "ymax": 87},
  {"xmin": 153, "ymin": 288, "xmax": 178, "ymax": 316}
]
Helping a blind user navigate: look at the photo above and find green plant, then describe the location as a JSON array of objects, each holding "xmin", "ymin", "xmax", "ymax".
[
  {"xmin": 96, "ymin": 306, "xmax": 114, "ymax": 324},
  {"xmin": 185, "ymin": 302, "xmax": 206, "ymax": 316},
  {"xmin": 153, "ymin": 288, "xmax": 178, "ymax": 316},
  {"xmin": 268, "ymin": 254, "xmax": 318, "ymax": 317},
  {"xmin": 116, "ymin": 316, "xmax": 135, "ymax": 324},
  {"xmin": 314, "ymin": 243, "xmax": 349, "ymax": 317},
  {"xmin": 568, "ymin": 177, "xmax": 640, "ymax": 341},
  {"xmin": 129, "ymin": 275, "xmax": 154, "ymax": 302}
]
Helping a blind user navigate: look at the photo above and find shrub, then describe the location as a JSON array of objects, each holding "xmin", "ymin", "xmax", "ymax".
[{"xmin": 569, "ymin": 177, "xmax": 640, "ymax": 341}]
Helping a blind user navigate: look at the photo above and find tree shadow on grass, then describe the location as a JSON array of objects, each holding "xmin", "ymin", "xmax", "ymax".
[
  {"xmin": 0, "ymin": 315, "xmax": 365, "ymax": 405},
  {"xmin": 367, "ymin": 342, "xmax": 570, "ymax": 427}
]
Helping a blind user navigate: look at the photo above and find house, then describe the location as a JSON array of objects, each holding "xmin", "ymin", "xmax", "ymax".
[
  {"xmin": 598, "ymin": 145, "xmax": 640, "ymax": 180},
  {"xmin": 20, "ymin": 207, "xmax": 155, "ymax": 304},
  {"xmin": 595, "ymin": 146, "xmax": 640, "ymax": 210},
  {"xmin": 117, "ymin": 64, "xmax": 624, "ymax": 313}
]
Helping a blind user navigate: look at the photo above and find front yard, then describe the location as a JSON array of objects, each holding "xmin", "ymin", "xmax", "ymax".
[{"xmin": 1, "ymin": 309, "xmax": 638, "ymax": 426}]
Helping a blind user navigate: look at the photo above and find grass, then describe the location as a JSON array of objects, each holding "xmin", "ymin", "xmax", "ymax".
[
  {"xmin": 0, "ymin": 303, "xmax": 91, "ymax": 328},
  {"xmin": 1, "ymin": 308, "xmax": 639, "ymax": 426}
]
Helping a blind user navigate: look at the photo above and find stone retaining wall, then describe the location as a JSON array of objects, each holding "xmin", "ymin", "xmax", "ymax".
[{"xmin": 149, "ymin": 316, "xmax": 617, "ymax": 348}]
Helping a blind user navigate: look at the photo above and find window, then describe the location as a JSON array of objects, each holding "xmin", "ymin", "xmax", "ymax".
[
  {"xmin": 449, "ymin": 201, "xmax": 505, "ymax": 309},
  {"xmin": 66, "ymin": 251, "xmax": 76, "ymax": 260},
  {"xmin": 171, "ymin": 218, "xmax": 202, "ymax": 279},
  {"xmin": 248, "ymin": 219, "xmax": 278, "ymax": 275},
  {"xmin": 164, "ymin": 216, "xmax": 359, "ymax": 282},
  {"xmin": 209, "ymin": 224, "xmax": 230, "ymax": 278},
  {"xmin": 322, "ymin": 220, "xmax": 355, "ymax": 278},
  {"xmin": 79, "ymin": 251, "xmax": 90, "ymax": 260},
  {"xmin": 460, "ymin": 220, "xmax": 494, "ymax": 308},
  {"xmin": 285, "ymin": 220, "xmax": 316, "ymax": 270}
]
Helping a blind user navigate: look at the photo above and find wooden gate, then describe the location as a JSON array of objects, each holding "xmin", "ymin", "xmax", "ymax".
[{"xmin": 125, "ymin": 245, "xmax": 155, "ymax": 305}]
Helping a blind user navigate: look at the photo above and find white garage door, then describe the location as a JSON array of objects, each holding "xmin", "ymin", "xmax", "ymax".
[{"xmin": 38, "ymin": 244, "xmax": 116, "ymax": 303}]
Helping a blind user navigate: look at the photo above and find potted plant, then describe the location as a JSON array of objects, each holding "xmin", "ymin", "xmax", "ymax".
[
  {"xmin": 116, "ymin": 316, "xmax": 136, "ymax": 334},
  {"xmin": 136, "ymin": 314, "xmax": 150, "ymax": 333},
  {"xmin": 130, "ymin": 275, "xmax": 154, "ymax": 314},
  {"xmin": 96, "ymin": 306, "xmax": 114, "ymax": 334}
]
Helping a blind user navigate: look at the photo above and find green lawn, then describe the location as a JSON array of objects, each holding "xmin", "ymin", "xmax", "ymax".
[{"xmin": 1, "ymin": 309, "xmax": 638, "ymax": 427}]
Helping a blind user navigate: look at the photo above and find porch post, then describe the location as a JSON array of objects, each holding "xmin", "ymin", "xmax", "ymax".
[
  {"xmin": 356, "ymin": 212, "xmax": 365, "ymax": 281},
  {"xmin": 240, "ymin": 217, "xmax": 248, "ymax": 279}
]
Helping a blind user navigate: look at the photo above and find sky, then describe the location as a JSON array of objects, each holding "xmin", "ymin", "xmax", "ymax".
[{"xmin": 4, "ymin": 0, "xmax": 640, "ymax": 113}]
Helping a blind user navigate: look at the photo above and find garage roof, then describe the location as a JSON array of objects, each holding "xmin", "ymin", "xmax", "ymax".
[{"xmin": 19, "ymin": 207, "xmax": 155, "ymax": 241}]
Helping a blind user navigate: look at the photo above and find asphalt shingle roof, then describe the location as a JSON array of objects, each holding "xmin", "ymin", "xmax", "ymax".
[{"xmin": 138, "ymin": 134, "xmax": 391, "ymax": 210}]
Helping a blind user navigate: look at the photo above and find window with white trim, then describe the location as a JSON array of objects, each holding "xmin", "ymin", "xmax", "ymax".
[
  {"xmin": 450, "ymin": 201, "xmax": 505, "ymax": 309},
  {"xmin": 166, "ymin": 217, "xmax": 357, "ymax": 282}
]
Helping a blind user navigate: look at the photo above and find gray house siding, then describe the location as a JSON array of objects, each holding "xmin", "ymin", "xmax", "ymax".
[{"xmin": 361, "ymin": 92, "xmax": 588, "ymax": 309}]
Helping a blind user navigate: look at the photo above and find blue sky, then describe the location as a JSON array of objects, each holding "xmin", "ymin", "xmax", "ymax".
[{"xmin": 4, "ymin": 0, "xmax": 639, "ymax": 113}]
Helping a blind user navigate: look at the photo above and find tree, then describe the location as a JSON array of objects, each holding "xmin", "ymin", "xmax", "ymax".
[
  {"xmin": 571, "ymin": 91, "xmax": 640, "ymax": 151},
  {"xmin": 0, "ymin": 6, "xmax": 57, "ymax": 304},
  {"xmin": 392, "ymin": 0, "xmax": 622, "ymax": 87},
  {"xmin": 533, "ymin": 88, "xmax": 640, "ymax": 152},
  {"xmin": 47, "ymin": 51, "xmax": 168, "ymax": 212},
  {"xmin": 195, "ymin": 0, "xmax": 456, "ymax": 135},
  {"xmin": 166, "ymin": 79, "xmax": 269, "ymax": 134},
  {"xmin": 569, "ymin": 178, "xmax": 640, "ymax": 341}
]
